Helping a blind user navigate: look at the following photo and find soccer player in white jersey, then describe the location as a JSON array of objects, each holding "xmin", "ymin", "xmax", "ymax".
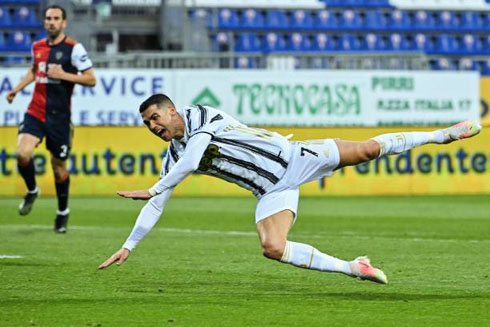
[{"xmin": 98, "ymin": 94, "xmax": 481, "ymax": 284}]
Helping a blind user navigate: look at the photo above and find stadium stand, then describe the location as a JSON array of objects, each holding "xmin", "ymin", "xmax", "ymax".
[{"xmin": 1, "ymin": 0, "xmax": 489, "ymax": 73}]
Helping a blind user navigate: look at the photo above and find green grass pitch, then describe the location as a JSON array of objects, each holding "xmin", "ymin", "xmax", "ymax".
[{"xmin": 1, "ymin": 195, "xmax": 489, "ymax": 326}]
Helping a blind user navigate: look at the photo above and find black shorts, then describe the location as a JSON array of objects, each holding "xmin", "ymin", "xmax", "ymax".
[{"xmin": 18, "ymin": 113, "xmax": 74, "ymax": 161}]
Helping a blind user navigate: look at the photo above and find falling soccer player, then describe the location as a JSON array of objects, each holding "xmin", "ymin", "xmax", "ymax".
[{"xmin": 98, "ymin": 93, "xmax": 481, "ymax": 284}]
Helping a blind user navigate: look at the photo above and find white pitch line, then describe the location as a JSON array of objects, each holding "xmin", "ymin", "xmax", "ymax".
[
  {"xmin": 0, "ymin": 255, "xmax": 23, "ymax": 259},
  {"xmin": 1, "ymin": 224, "xmax": 489, "ymax": 244}
]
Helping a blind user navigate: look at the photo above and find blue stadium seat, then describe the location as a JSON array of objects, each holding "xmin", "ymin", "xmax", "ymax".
[
  {"xmin": 13, "ymin": 7, "xmax": 40, "ymax": 27},
  {"xmin": 235, "ymin": 33, "xmax": 261, "ymax": 52},
  {"xmin": 386, "ymin": 33, "xmax": 410, "ymax": 51},
  {"xmin": 364, "ymin": 0, "xmax": 391, "ymax": 7},
  {"xmin": 262, "ymin": 32, "xmax": 286, "ymax": 52},
  {"xmin": 413, "ymin": 11, "xmax": 436, "ymax": 31},
  {"xmin": 389, "ymin": 10, "xmax": 411, "ymax": 30},
  {"xmin": 340, "ymin": 10, "xmax": 363, "ymax": 30},
  {"xmin": 0, "ymin": 7, "xmax": 11, "ymax": 27},
  {"xmin": 480, "ymin": 59, "xmax": 490, "ymax": 75},
  {"xmin": 7, "ymin": 31, "xmax": 31, "ymax": 51},
  {"xmin": 435, "ymin": 34, "xmax": 459, "ymax": 54},
  {"xmin": 459, "ymin": 58, "xmax": 479, "ymax": 71},
  {"xmin": 412, "ymin": 33, "xmax": 435, "ymax": 53},
  {"xmin": 364, "ymin": 11, "xmax": 387, "ymax": 30},
  {"xmin": 461, "ymin": 34, "xmax": 483, "ymax": 54},
  {"xmin": 460, "ymin": 12, "xmax": 483, "ymax": 31},
  {"xmin": 211, "ymin": 32, "xmax": 230, "ymax": 52},
  {"xmin": 235, "ymin": 56, "xmax": 257, "ymax": 69},
  {"xmin": 337, "ymin": 34, "xmax": 361, "ymax": 51},
  {"xmin": 314, "ymin": 10, "xmax": 338, "ymax": 30},
  {"xmin": 484, "ymin": 12, "xmax": 490, "ymax": 30},
  {"xmin": 431, "ymin": 58, "xmax": 457, "ymax": 70},
  {"xmin": 361, "ymin": 33, "xmax": 385, "ymax": 51},
  {"xmin": 342, "ymin": 0, "xmax": 364, "ymax": 7},
  {"xmin": 218, "ymin": 8, "xmax": 239, "ymax": 29},
  {"xmin": 287, "ymin": 33, "xmax": 311, "ymax": 52},
  {"xmin": 239, "ymin": 9, "xmax": 264, "ymax": 29},
  {"xmin": 436, "ymin": 11, "xmax": 458, "ymax": 31},
  {"xmin": 312, "ymin": 33, "xmax": 336, "ymax": 51},
  {"xmin": 0, "ymin": 32, "xmax": 6, "ymax": 51},
  {"xmin": 265, "ymin": 9, "xmax": 289, "ymax": 29},
  {"xmin": 483, "ymin": 35, "xmax": 490, "ymax": 54},
  {"xmin": 290, "ymin": 10, "xmax": 313, "ymax": 30}
]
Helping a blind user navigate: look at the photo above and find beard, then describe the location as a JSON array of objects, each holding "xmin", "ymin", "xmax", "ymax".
[{"xmin": 47, "ymin": 27, "xmax": 63, "ymax": 40}]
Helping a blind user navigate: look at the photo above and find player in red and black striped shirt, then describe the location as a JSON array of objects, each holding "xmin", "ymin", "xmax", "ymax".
[{"xmin": 6, "ymin": 5, "xmax": 96, "ymax": 233}]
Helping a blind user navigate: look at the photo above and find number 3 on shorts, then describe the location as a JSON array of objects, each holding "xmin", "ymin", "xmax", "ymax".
[{"xmin": 59, "ymin": 145, "xmax": 68, "ymax": 158}]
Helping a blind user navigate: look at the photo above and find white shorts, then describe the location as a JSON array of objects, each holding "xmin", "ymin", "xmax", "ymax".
[{"xmin": 255, "ymin": 139, "xmax": 340, "ymax": 223}]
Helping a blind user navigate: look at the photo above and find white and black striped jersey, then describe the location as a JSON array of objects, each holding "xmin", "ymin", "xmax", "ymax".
[{"xmin": 158, "ymin": 105, "xmax": 292, "ymax": 198}]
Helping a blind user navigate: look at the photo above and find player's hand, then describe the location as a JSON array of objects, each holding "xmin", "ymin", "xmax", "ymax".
[
  {"xmin": 6, "ymin": 90, "xmax": 17, "ymax": 103},
  {"xmin": 47, "ymin": 64, "xmax": 65, "ymax": 79},
  {"xmin": 98, "ymin": 248, "xmax": 130, "ymax": 270},
  {"xmin": 117, "ymin": 190, "xmax": 153, "ymax": 200}
]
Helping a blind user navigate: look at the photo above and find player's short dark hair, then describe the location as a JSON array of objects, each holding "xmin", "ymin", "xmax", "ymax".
[
  {"xmin": 139, "ymin": 94, "xmax": 175, "ymax": 113},
  {"xmin": 44, "ymin": 5, "xmax": 67, "ymax": 20}
]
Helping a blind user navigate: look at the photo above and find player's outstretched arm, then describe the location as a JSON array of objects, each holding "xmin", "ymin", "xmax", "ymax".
[
  {"xmin": 6, "ymin": 68, "xmax": 35, "ymax": 103},
  {"xmin": 117, "ymin": 190, "xmax": 152, "ymax": 200},
  {"xmin": 98, "ymin": 248, "xmax": 130, "ymax": 270},
  {"xmin": 98, "ymin": 189, "xmax": 173, "ymax": 270}
]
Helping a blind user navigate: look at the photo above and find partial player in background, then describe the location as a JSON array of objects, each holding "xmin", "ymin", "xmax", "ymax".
[
  {"xmin": 5, "ymin": 5, "xmax": 96, "ymax": 233},
  {"xmin": 98, "ymin": 94, "xmax": 481, "ymax": 283}
]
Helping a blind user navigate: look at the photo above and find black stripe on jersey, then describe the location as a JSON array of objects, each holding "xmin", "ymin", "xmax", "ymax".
[
  {"xmin": 168, "ymin": 143, "xmax": 179, "ymax": 162},
  {"xmin": 196, "ymin": 104, "xmax": 207, "ymax": 129},
  {"xmin": 220, "ymin": 154, "xmax": 279, "ymax": 184},
  {"xmin": 164, "ymin": 153, "xmax": 171, "ymax": 175},
  {"xmin": 210, "ymin": 114, "xmax": 223, "ymax": 124},
  {"xmin": 186, "ymin": 109, "xmax": 192, "ymax": 133},
  {"xmin": 212, "ymin": 137, "xmax": 288, "ymax": 169},
  {"xmin": 210, "ymin": 165, "xmax": 265, "ymax": 195}
]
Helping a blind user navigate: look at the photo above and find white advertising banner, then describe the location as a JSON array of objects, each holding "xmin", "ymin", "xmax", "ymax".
[
  {"xmin": 174, "ymin": 70, "xmax": 480, "ymax": 126},
  {"xmin": 0, "ymin": 69, "xmax": 479, "ymax": 126},
  {"xmin": 0, "ymin": 69, "xmax": 173, "ymax": 126}
]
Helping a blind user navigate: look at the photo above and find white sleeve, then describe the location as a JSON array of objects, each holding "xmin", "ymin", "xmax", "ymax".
[
  {"xmin": 149, "ymin": 132, "xmax": 212, "ymax": 195},
  {"xmin": 71, "ymin": 43, "xmax": 93, "ymax": 72},
  {"xmin": 122, "ymin": 187, "xmax": 174, "ymax": 251}
]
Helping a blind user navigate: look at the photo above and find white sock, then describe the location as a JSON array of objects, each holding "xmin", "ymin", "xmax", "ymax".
[
  {"xmin": 372, "ymin": 131, "xmax": 444, "ymax": 156},
  {"xmin": 28, "ymin": 186, "xmax": 40, "ymax": 194},
  {"xmin": 56, "ymin": 208, "xmax": 70, "ymax": 216},
  {"xmin": 280, "ymin": 241, "xmax": 352, "ymax": 276}
]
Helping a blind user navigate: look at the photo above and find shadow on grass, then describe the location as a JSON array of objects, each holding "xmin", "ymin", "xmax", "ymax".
[
  {"xmin": 2, "ymin": 290, "xmax": 488, "ymax": 307},
  {"xmin": 0, "ymin": 261, "xmax": 48, "ymax": 267}
]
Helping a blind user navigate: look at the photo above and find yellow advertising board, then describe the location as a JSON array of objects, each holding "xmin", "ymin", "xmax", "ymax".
[
  {"xmin": 480, "ymin": 77, "xmax": 490, "ymax": 127},
  {"xmin": 1, "ymin": 126, "xmax": 489, "ymax": 197}
]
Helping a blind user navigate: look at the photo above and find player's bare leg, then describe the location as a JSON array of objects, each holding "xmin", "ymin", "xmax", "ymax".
[
  {"xmin": 256, "ymin": 209, "xmax": 294, "ymax": 260},
  {"xmin": 51, "ymin": 155, "xmax": 70, "ymax": 233},
  {"xmin": 16, "ymin": 133, "xmax": 41, "ymax": 215},
  {"xmin": 335, "ymin": 120, "xmax": 482, "ymax": 169},
  {"xmin": 256, "ymin": 210, "xmax": 387, "ymax": 283}
]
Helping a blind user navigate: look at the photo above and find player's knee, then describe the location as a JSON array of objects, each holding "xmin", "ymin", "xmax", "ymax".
[
  {"xmin": 51, "ymin": 159, "xmax": 67, "ymax": 182},
  {"xmin": 261, "ymin": 240, "xmax": 285, "ymax": 260},
  {"xmin": 16, "ymin": 149, "xmax": 32, "ymax": 166}
]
